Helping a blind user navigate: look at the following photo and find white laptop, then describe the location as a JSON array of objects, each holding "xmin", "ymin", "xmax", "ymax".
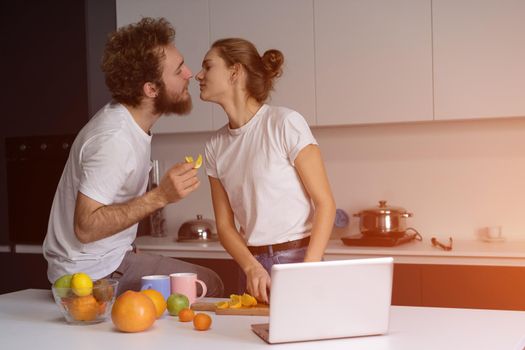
[{"xmin": 251, "ymin": 257, "xmax": 394, "ymax": 344}]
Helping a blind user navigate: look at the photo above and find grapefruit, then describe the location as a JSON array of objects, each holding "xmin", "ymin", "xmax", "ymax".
[{"xmin": 111, "ymin": 291, "xmax": 156, "ymax": 332}]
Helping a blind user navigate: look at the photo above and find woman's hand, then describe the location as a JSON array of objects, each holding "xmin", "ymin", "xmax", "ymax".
[{"xmin": 244, "ymin": 263, "xmax": 271, "ymax": 304}]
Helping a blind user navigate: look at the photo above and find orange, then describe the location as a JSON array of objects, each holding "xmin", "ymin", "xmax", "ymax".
[
  {"xmin": 193, "ymin": 313, "xmax": 212, "ymax": 331},
  {"xmin": 98, "ymin": 301, "xmax": 107, "ymax": 315},
  {"xmin": 111, "ymin": 291, "xmax": 156, "ymax": 333},
  {"xmin": 141, "ymin": 289, "xmax": 167, "ymax": 318},
  {"xmin": 178, "ymin": 308, "xmax": 195, "ymax": 322},
  {"xmin": 68, "ymin": 295, "xmax": 98, "ymax": 321}
]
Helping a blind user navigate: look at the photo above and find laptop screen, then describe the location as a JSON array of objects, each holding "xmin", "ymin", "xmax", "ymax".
[{"xmin": 261, "ymin": 257, "xmax": 393, "ymax": 343}]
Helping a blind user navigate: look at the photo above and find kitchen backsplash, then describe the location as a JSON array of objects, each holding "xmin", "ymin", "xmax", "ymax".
[{"xmin": 152, "ymin": 116, "xmax": 525, "ymax": 242}]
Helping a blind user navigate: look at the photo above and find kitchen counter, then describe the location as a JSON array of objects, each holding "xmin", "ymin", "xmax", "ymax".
[
  {"xmin": 135, "ymin": 235, "xmax": 525, "ymax": 266},
  {"xmin": 2, "ymin": 289, "xmax": 525, "ymax": 349}
]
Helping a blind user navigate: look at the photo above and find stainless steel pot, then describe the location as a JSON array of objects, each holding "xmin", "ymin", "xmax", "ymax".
[
  {"xmin": 353, "ymin": 200, "xmax": 413, "ymax": 237},
  {"xmin": 177, "ymin": 214, "xmax": 218, "ymax": 242}
]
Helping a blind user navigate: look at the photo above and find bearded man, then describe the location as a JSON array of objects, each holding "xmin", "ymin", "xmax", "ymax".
[{"xmin": 43, "ymin": 17, "xmax": 224, "ymax": 296}]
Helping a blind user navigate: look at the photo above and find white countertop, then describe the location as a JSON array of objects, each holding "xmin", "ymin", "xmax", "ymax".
[
  {"xmin": 135, "ymin": 235, "xmax": 525, "ymax": 266},
  {"xmin": 2, "ymin": 289, "xmax": 525, "ymax": 350}
]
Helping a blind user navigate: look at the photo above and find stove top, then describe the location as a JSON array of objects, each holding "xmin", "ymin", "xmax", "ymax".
[{"xmin": 341, "ymin": 230, "xmax": 422, "ymax": 247}]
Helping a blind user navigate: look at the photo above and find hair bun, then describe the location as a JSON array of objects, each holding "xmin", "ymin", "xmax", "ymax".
[{"xmin": 261, "ymin": 49, "xmax": 284, "ymax": 79}]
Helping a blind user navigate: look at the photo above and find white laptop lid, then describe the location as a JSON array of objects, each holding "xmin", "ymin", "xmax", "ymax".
[{"xmin": 267, "ymin": 257, "xmax": 393, "ymax": 344}]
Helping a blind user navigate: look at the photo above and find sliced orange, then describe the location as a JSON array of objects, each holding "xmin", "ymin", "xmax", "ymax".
[
  {"xmin": 215, "ymin": 301, "xmax": 229, "ymax": 309},
  {"xmin": 241, "ymin": 293, "xmax": 257, "ymax": 307},
  {"xmin": 228, "ymin": 300, "xmax": 242, "ymax": 309}
]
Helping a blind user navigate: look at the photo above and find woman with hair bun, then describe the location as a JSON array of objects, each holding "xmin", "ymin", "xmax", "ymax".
[{"xmin": 196, "ymin": 38, "xmax": 335, "ymax": 303}]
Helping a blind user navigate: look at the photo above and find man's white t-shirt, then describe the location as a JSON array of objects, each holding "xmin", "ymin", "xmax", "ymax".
[
  {"xmin": 43, "ymin": 103, "xmax": 152, "ymax": 283},
  {"xmin": 205, "ymin": 104, "xmax": 317, "ymax": 246}
]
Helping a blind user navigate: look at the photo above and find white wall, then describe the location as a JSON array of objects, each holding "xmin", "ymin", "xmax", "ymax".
[{"xmin": 152, "ymin": 116, "xmax": 525, "ymax": 242}]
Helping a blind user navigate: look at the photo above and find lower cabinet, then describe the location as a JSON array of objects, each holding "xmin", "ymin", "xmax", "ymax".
[
  {"xmin": 179, "ymin": 258, "xmax": 242, "ymax": 298},
  {"xmin": 392, "ymin": 264, "xmax": 422, "ymax": 306},
  {"xmin": 393, "ymin": 264, "xmax": 525, "ymax": 311},
  {"xmin": 175, "ymin": 259, "xmax": 525, "ymax": 308},
  {"xmin": 0, "ymin": 253, "xmax": 50, "ymax": 295}
]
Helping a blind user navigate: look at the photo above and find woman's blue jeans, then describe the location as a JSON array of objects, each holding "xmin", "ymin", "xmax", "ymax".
[{"xmin": 237, "ymin": 246, "xmax": 307, "ymax": 294}]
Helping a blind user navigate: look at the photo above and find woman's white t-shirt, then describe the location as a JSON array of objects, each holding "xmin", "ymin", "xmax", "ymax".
[{"xmin": 205, "ymin": 104, "xmax": 317, "ymax": 246}]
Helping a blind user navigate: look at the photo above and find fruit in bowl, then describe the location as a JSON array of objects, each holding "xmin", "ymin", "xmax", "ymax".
[{"xmin": 51, "ymin": 274, "xmax": 118, "ymax": 325}]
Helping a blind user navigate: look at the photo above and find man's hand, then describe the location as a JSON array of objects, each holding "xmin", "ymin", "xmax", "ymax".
[
  {"xmin": 156, "ymin": 162, "xmax": 201, "ymax": 204},
  {"xmin": 74, "ymin": 162, "xmax": 201, "ymax": 244}
]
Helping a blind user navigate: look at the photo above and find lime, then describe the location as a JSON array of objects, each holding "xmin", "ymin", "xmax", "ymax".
[
  {"xmin": 53, "ymin": 274, "xmax": 73, "ymax": 298},
  {"xmin": 166, "ymin": 293, "xmax": 189, "ymax": 316},
  {"xmin": 71, "ymin": 272, "xmax": 93, "ymax": 296}
]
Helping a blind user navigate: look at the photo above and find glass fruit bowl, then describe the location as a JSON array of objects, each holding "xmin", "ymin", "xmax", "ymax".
[{"xmin": 51, "ymin": 278, "xmax": 119, "ymax": 325}]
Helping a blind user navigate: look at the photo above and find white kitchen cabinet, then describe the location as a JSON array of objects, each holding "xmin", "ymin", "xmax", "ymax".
[
  {"xmin": 116, "ymin": 0, "xmax": 212, "ymax": 133},
  {"xmin": 433, "ymin": 0, "xmax": 525, "ymax": 120},
  {"xmin": 209, "ymin": 0, "xmax": 316, "ymax": 128},
  {"xmin": 314, "ymin": 0, "xmax": 433, "ymax": 125}
]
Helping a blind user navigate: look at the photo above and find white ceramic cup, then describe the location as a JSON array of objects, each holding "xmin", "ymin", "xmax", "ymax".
[{"xmin": 486, "ymin": 226, "xmax": 502, "ymax": 239}]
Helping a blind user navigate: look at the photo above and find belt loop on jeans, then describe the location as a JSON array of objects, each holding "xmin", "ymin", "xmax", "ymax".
[{"xmin": 247, "ymin": 236, "xmax": 310, "ymax": 256}]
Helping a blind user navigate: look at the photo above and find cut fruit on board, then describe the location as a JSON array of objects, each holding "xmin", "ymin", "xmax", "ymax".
[{"xmin": 191, "ymin": 302, "xmax": 269, "ymax": 316}]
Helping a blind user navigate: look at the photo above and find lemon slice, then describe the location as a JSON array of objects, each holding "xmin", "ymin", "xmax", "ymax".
[
  {"xmin": 194, "ymin": 154, "xmax": 203, "ymax": 169},
  {"xmin": 184, "ymin": 154, "xmax": 202, "ymax": 169}
]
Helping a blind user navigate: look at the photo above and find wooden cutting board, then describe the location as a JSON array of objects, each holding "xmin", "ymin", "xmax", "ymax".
[{"xmin": 191, "ymin": 301, "xmax": 269, "ymax": 316}]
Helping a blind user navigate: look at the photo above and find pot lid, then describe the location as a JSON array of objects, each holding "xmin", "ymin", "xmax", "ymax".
[
  {"xmin": 356, "ymin": 200, "xmax": 410, "ymax": 216},
  {"xmin": 177, "ymin": 214, "xmax": 217, "ymax": 241}
]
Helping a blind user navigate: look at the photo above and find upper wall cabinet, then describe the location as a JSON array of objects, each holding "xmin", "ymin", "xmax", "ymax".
[
  {"xmin": 314, "ymin": 0, "xmax": 433, "ymax": 126},
  {"xmin": 209, "ymin": 0, "xmax": 316, "ymax": 128},
  {"xmin": 433, "ymin": 0, "xmax": 525, "ymax": 120},
  {"xmin": 116, "ymin": 0, "xmax": 212, "ymax": 133}
]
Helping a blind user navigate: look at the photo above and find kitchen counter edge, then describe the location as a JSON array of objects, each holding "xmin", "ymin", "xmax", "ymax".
[{"xmin": 133, "ymin": 236, "xmax": 525, "ymax": 267}]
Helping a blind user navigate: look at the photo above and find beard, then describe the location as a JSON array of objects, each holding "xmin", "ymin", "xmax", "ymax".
[{"xmin": 153, "ymin": 84, "xmax": 193, "ymax": 116}]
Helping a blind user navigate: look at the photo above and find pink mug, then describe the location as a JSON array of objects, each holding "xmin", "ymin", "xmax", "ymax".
[{"xmin": 169, "ymin": 272, "xmax": 207, "ymax": 305}]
